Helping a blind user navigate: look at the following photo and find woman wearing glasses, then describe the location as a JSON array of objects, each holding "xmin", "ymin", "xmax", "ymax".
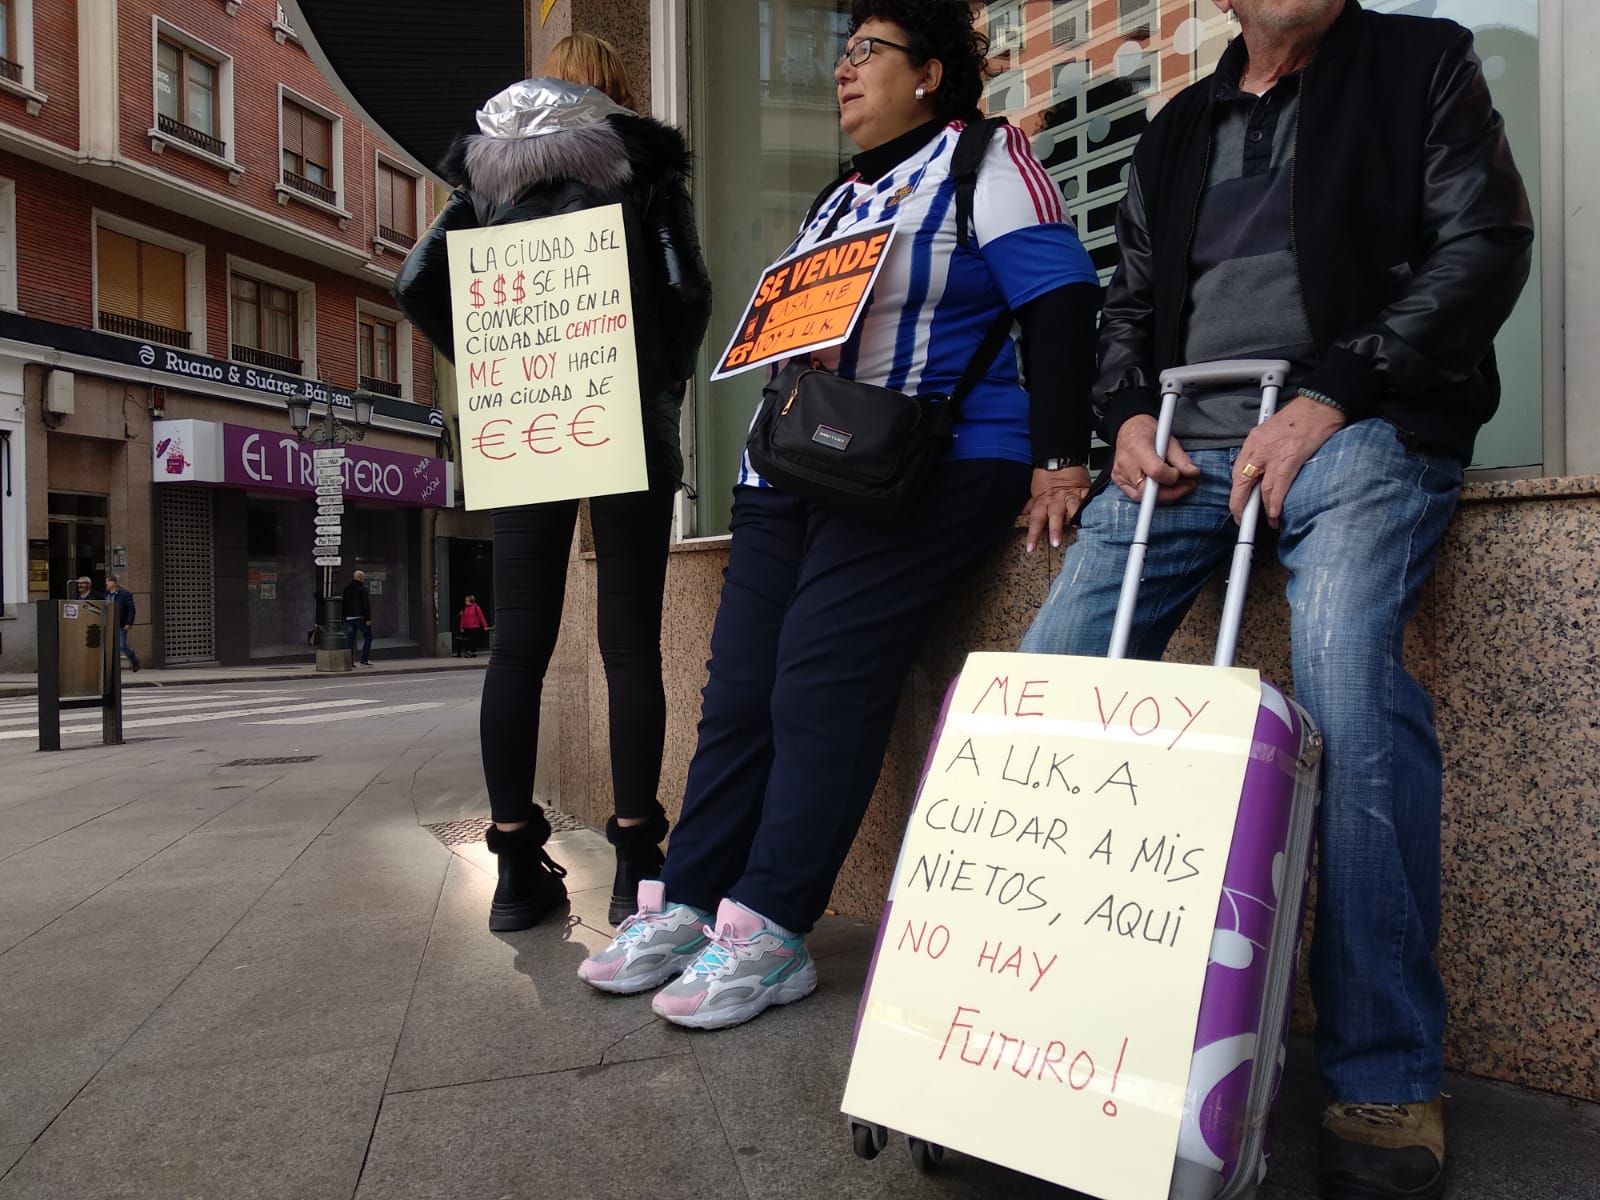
[{"xmin": 579, "ymin": 0, "xmax": 1100, "ymax": 1029}]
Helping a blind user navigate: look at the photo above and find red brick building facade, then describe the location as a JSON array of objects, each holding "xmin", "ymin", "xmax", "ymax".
[{"xmin": 0, "ymin": 0, "xmax": 452, "ymax": 671}]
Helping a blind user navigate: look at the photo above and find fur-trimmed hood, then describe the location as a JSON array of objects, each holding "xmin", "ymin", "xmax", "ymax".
[{"xmin": 440, "ymin": 78, "xmax": 693, "ymax": 207}]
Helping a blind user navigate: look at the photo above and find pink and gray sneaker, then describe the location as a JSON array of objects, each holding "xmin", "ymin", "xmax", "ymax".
[
  {"xmin": 577, "ymin": 881, "xmax": 710, "ymax": 995},
  {"xmin": 651, "ymin": 899, "xmax": 818, "ymax": 1029}
]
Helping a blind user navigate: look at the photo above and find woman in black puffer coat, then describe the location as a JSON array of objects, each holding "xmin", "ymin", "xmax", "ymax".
[{"xmin": 396, "ymin": 35, "xmax": 712, "ymax": 936}]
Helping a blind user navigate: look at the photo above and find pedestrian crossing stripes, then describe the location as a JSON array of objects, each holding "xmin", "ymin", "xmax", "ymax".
[
  {"xmin": 249, "ymin": 702, "xmax": 450, "ymax": 725},
  {"xmin": 0, "ymin": 693, "xmax": 279, "ymax": 727},
  {"xmin": 3, "ymin": 690, "xmax": 446, "ymax": 741}
]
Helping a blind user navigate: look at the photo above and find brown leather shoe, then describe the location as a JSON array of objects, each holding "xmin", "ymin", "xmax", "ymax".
[{"xmin": 1318, "ymin": 1097, "xmax": 1445, "ymax": 1199}]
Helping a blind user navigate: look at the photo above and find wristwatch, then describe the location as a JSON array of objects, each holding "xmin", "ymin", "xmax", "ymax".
[{"xmin": 1038, "ymin": 456, "xmax": 1084, "ymax": 471}]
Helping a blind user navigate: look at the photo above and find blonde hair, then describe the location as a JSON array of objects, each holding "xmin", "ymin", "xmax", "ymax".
[{"xmin": 541, "ymin": 33, "xmax": 637, "ymax": 112}]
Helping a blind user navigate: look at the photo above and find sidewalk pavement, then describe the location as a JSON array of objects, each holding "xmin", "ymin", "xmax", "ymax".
[
  {"xmin": 0, "ymin": 653, "xmax": 488, "ymax": 698},
  {"xmin": 0, "ymin": 690, "xmax": 1594, "ymax": 1198}
]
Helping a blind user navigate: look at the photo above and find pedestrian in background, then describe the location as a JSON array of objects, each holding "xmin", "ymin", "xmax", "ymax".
[
  {"xmin": 72, "ymin": 576, "xmax": 103, "ymax": 601},
  {"xmin": 396, "ymin": 33, "xmax": 713, "ymax": 933},
  {"xmin": 342, "ymin": 570, "xmax": 373, "ymax": 666},
  {"xmin": 458, "ymin": 594, "xmax": 488, "ymax": 658},
  {"xmin": 105, "ymin": 574, "xmax": 140, "ymax": 672}
]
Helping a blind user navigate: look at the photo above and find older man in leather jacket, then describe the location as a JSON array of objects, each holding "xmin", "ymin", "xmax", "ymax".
[{"xmin": 1022, "ymin": 3, "xmax": 1533, "ymax": 1198}]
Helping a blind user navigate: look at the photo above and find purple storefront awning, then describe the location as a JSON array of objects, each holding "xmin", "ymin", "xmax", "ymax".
[
  {"xmin": 222, "ymin": 424, "xmax": 448, "ymax": 507},
  {"xmin": 152, "ymin": 420, "xmax": 450, "ymax": 508}
]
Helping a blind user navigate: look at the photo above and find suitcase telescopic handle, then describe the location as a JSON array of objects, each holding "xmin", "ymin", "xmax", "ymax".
[
  {"xmin": 1107, "ymin": 359, "xmax": 1292, "ymax": 667},
  {"xmin": 1158, "ymin": 359, "xmax": 1291, "ymax": 395}
]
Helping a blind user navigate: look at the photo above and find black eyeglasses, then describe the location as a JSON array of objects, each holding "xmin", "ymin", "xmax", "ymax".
[{"xmin": 836, "ymin": 36, "xmax": 912, "ymax": 70}]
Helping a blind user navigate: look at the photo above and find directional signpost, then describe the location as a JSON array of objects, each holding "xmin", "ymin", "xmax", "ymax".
[{"xmin": 313, "ymin": 448, "xmax": 346, "ymax": 662}]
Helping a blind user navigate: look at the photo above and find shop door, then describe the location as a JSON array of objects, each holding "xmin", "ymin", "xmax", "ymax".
[
  {"xmin": 47, "ymin": 492, "xmax": 108, "ymax": 597},
  {"xmin": 448, "ymin": 537, "xmax": 494, "ymax": 624},
  {"xmin": 159, "ymin": 485, "xmax": 216, "ymax": 663}
]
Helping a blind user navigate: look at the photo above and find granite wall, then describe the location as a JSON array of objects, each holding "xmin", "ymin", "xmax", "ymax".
[{"xmin": 541, "ymin": 478, "xmax": 1600, "ymax": 1102}]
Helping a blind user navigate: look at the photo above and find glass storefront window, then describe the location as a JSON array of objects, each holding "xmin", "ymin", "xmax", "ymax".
[
  {"xmin": 686, "ymin": 0, "xmax": 1544, "ymax": 534},
  {"xmin": 245, "ymin": 495, "xmax": 414, "ymax": 658}
]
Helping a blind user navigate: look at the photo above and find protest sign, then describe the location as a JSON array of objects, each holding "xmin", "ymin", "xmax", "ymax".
[
  {"xmin": 710, "ymin": 222, "xmax": 896, "ymax": 379},
  {"xmin": 842, "ymin": 652, "xmax": 1260, "ymax": 1200},
  {"xmin": 447, "ymin": 205, "xmax": 646, "ymax": 510}
]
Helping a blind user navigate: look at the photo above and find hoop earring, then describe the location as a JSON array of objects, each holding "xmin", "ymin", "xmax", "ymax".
[{"xmin": 915, "ymin": 85, "xmax": 926, "ymax": 100}]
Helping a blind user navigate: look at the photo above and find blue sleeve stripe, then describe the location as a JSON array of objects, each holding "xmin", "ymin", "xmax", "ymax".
[{"xmin": 982, "ymin": 224, "xmax": 1099, "ymax": 311}]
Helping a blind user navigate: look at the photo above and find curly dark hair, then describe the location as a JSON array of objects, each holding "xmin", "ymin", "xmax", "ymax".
[{"xmin": 848, "ymin": 0, "xmax": 990, "ymax": 124}]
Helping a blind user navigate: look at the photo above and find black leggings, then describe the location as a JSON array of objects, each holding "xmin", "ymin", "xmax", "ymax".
[{"xmin": 480, "ymin": 478, "xmax": 675, "ymax": 826}]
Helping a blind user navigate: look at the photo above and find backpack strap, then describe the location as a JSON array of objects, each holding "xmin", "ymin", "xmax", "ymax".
[
  {"xmin": 942, "ymin": 310, "xmax": 1015, "ymax": 423},
  {"xmin": 952, "ymin": 116, "xmax": 1008, "ymax": 251}
]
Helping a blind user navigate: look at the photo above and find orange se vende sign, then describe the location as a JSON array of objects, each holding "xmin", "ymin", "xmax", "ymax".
[{"xmin": 711, "ymin": 222, "xmax": 896, "ymax": 380}]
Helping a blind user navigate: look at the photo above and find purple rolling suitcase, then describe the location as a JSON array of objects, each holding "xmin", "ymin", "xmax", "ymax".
[{"xmin": 845, "ymin": 361, "xmax": 1323, "ymax": 1199}]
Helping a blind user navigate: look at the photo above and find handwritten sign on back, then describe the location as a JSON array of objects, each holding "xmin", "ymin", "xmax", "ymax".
[
  {"xmin": 447, "ymin": 205, "xmax": 647, "ymax": 510},
  {"xmin": 842, "ymin": 651, "xmax": 1260, "ymax": 1200}
]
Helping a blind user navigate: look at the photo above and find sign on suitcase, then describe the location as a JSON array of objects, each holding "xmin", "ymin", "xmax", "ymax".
[{"xmin": 843, "ymin": 651, "xmax": 1260, "ymax": 1200}]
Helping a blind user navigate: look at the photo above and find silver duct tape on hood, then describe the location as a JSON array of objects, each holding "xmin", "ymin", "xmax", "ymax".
[{"xmin": 475, "ymin": 79, "xmax": 630, "ymax": 139}]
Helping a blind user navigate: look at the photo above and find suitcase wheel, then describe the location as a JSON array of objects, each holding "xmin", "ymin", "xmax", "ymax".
[
  {"xmin": 907, "ymin": 1136, "xmax": 946, "ymax": 1173},
  {"xmin": 848, "ymin": 1118, "xmax": 888, "ymax": 1160}
]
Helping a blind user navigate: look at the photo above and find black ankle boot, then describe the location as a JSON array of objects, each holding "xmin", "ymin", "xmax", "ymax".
[
  {"xmin": 605, "ymin": 812, "xmax": 668, "ymax": 926},
  {"xmin": 485, "ymin": 813, "xmax": 569, "ymax": 932}
]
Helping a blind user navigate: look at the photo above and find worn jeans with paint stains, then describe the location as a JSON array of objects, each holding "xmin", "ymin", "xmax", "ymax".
[{"xmin": 1021, "ymin": 418, "xmax": 1463, "ymax": 1103}]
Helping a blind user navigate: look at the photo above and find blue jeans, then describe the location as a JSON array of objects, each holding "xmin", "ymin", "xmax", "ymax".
[
  {"xmin": 1022, "ymin": 419, "xmax": 1462, "ymax": 1102},
  {"xmin": 118, "ymin": 626, "xmax": 138, "ymax": 669},
  {"xmin": 345, "ymin": 618, "xmax": 373, "ymax": 663}
]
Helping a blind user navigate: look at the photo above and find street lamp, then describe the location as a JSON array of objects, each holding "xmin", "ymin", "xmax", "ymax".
[{"xmin": 290, "ymin": 390, "xmax": 376, "ymax": 668}]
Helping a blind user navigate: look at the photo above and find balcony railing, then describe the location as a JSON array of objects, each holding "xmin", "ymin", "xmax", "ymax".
[
  {"xmin": 101, "ymin": 312, "xmax": 191, "ymax": 348},
  {"xmin": 157, "ymin": 113, "xmax": 227, "ymax": 159},
  {"xmin": 282, "ymin": 170, "xmax": 336, "ymax": 205},
  {"xmin": 359, "ymin": 375, "xmax": 402, "ymax": 399},
  {"xmin": 0, "ymin": 57, "xmax": 21, "ymax": 84},
  {"xmin": 232, "ymin": 344, "xmax": 302, "ymax": 374},
  {"xmin": 377, "ymin": 225, "xmax": 415, "ymax": 249}
]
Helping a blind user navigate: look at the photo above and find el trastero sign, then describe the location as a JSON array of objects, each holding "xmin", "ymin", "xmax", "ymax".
[
  {"xmin": 152, "ymin": 420, "xmax": 448, "ymax": 507},
  {"xmin": 446, "ymin": 205, "xmax": 646, "ymax": 510}
]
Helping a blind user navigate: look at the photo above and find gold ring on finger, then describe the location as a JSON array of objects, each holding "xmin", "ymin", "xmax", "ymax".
[{"xmin": 1240, "ymin": 462, "xmax": 1262, "ymax": 480}]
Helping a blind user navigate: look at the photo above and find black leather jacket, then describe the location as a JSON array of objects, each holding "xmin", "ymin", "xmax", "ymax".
[
  {"xmin": 1096, "ymin": 0, "xmax": 1533, "ymax": 464},
  {"xmin": 395, "ymin": 81, "xmax": 713, "ymax": 484}
]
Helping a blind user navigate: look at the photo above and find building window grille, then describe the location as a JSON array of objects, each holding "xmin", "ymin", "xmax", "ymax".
[
  {"xmin": 377, "ymin": 160, "xmax": 417, "ymax": 247},
  {"xmin": 359, "ymin": 312, "xmax": 398, "ymax": 395},
  {"xmin": 97, "ymin": 226, "xmax": 189, "ymax": 347},
  {"xmin": 1051, "ymin": 1, "xmax": 1089, "ymax": 47},
  {"xmin": 1118, "ymin": 0, "xmax": 1155, "ymax": 41},
  {"xmin": 156, "ymin": 112, "xmax": 226, "ymax": 158},
  {"xmin": 157, "ymin": 37, "xmax": 223, "ymax": 155},
  {"xmin": 231, "ymin": 274, "xmax": 299, "ymax": 371},
  {"xmin": 0, "ymin": 1, "xmax": 19, "ymax": 83},
  {"xmin": 282, "ymin": 99, "xmax": 335, "ymax": 203},
  {"xmin": 99, "ymin": 312, "xmax": 190, "ymax": 347}
]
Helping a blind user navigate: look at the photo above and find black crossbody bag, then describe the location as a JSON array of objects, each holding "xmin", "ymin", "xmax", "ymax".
[
  {"xmin": 744, "ymin": 116, "xmax": 1014, "ymax": 524},
  {"xmin": 744, "ymin": 313, "xmax": 1014, "ymax": 524}
]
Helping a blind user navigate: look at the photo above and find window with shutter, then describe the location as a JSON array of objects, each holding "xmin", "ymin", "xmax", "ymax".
[
  {"xmin": 281, "ymin": 99, "xmax": 336, "ymax": 202},
  {"xmin": 377, "ymin": 161, "xmax": 417, "ymax": 246},
  {"xmin": 97, "ymin": 227, "xmax": 189, "ymax": 347}
]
